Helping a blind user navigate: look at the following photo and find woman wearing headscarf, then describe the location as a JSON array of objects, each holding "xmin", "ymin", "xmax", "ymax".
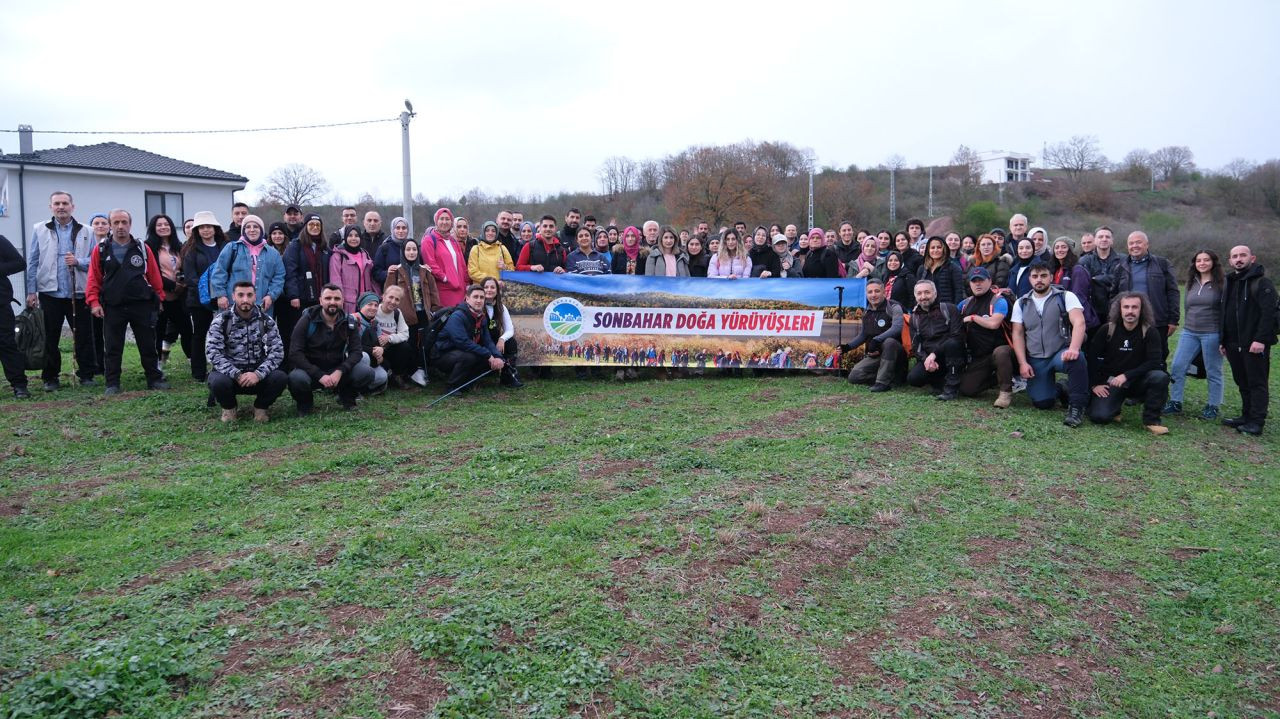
[
  {"xmin": 329, "ymin": 224, "xmax": 376, "ymax": 314},
  {"xmin": 468, "ymin": 220, "xmax": 514, "ymax": 283},
  {"xmin": 372, "ymin": 216, "xmax": 411, "ymax": 286},
  {"xmin": 1008, "ymin": 238, "xmax": 1038, "ymax": 299},
  {"xmin": 420, "ymin": 207, "xmax": 469, "ymax": 307},
  {"xmin": 610, "ymin": 225, "xmax": 648, "ymax": 275},
  {"xmin": 850, "ymin": 236, "xmax": 879, "ymax": 278},
  {"xmin": 385, "ymin": 237, "xmax": 440, "ymax": 387}
]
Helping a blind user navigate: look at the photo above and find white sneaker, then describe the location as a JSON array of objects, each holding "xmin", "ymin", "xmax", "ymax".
[
  {"xmin": 1012, "ymin": 377, "xmax": 1027, "ymax": 394},
  {"xmin": 410, "ymin": 369, "xmax": 427, "ymax": 387}
]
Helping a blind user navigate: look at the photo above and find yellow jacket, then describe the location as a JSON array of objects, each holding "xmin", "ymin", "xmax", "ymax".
[{"xmin": 468, "ymin": 240, "xmax": 514, "ymax": 283}]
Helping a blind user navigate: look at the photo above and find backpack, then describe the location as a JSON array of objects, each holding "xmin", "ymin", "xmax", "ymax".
[
  {"xmin": 1087, "ymin": 271, "xmax": 1116, "ymax": 327},
  {"xmin": 16, "ymin": 305, "xmax": 45, "ymax": 370},
  {"xmin": 903, "ymin": 303, "xmax": 953, "ymax": 357},
  {"xmin": 199, "ymin": 243, "xmax": 240, "ymax": 308},
  {"xmin": 422, "ymin": 306, "xmax": 459, "ymax": 362}
]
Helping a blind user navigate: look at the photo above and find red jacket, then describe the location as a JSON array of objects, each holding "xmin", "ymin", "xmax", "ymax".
[{"xmin": 86, "ymin": 238, "xmax": 166, "ymax": 308}]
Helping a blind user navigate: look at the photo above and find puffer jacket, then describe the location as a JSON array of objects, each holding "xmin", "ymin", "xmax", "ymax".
[{"xmin": 206, "ymin": 306, "xmax": 284, "ymax": 377}]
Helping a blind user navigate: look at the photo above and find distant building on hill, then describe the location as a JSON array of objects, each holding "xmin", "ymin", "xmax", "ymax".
[{"xmin": 975, "ymin": 150, "xmax": 1034, "ymax": 184}]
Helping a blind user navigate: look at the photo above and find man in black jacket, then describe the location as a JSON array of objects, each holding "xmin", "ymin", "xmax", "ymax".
[
  {"xmin": 1113, "ymin": 231, "xmax": 1180, "ymax": 363},
  {"xmin": 287, "ymin": 284, "xmax": 374, "ymax": 414},
  {"xmin": 434, "ymin": 284, "xmax": 504, "ymax": 393},
  {"xmin": 906, "ymin": 280, "xmax": 966, "ymax": 400},
  {"xmin": 0, "ymin": 235, "xmax": 29, "ymax": 397},
  {"xmin": 1086, "ymin": 292, "xmax": 1170, "ymax": 434},
  {"xmin": 495, "ymin": 210, "xmax": 521, "ymax": 262},
  {"xmin": 1220, "ymin": 245, "xmax": 1277, "ymax": 436},
  {"xmin": 844, "ymin": 278, "xmax": 904, "ymax": 392}
]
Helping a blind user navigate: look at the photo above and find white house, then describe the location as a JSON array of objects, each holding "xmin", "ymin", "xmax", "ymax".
[
  {"xmin": 975, "ymin": 150, "xmax": 1034, "ymax": 184},
  {"xmin": 0, "ymin": 128, "xmax": 247, "ymax": 267}
]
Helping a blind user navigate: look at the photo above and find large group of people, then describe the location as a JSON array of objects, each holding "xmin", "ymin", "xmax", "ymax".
[{"xmin": 1, "ymin": 193, "xmax": 1274, "ymax": 435}]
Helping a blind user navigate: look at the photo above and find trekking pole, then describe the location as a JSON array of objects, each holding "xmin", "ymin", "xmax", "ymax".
[
  {"xmin": 834, "ymin": 284, "xmax": 845, "ymax": 351},
  {"xmin": 425, "ymin": 369, "xmax": 493, "ymax": 409}
]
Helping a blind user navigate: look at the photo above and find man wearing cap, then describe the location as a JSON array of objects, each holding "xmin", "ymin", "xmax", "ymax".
[
  {"xmin": 360, "ymin": 211, "xmax": 386, "ymax": 256},
  {"xmin": 957, "ymin": 267, "xmax": 1015, "ymax": 407},
  {"xmin": 288, "ymin": 283, "xmax": 374, "ymax": 414},
  {"xmin": 282, "ymin": 205, "xmax": 304, "ymax": 240},
  {"xmin": 906, "ymin": 279, "xmax": 966, "ymax": 400},
  {"xmin": 206, "ymin": 281, "xmax": 287, "ymax": 423},
  {"xmin": 85, "ymin": 209, "xmax": 169, "ymax": 394},
  {"xmin": 772, "ymin": 234, "xmax": 799, "ymax": 277},
  {"xmin": 844, "ymin": 278, "xmax": 905, "ymax": 392},
  {"xmin": 24, "ymin": 190, "xmax": 97, "ymax": 390}
]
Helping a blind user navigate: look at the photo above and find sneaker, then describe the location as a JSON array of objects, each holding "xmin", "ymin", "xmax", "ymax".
[
  {"xmin": 993, "ymin": 391, "xmax": 1013, "ymax": 408},
  {"xmin": 410, "ymin": 369, "xmax": 427, "ymax": 387},
  {"xmin": 147, "ymin": 380, "xmax": 170, "ymax": 390},
  {"xmin": 1145, "ymin": 424, "xmax": 1170, "ymax": 435},
  {"xmin": 1162, "ymin": 400, "xmax": 1183, "ymax": 414},
  {"xmin": 1237, "ymin": 422, "xmax": 1264, "ymax": 436},
  {"xmin": 1063, "ymin": 405, "xmax": 1084, "ymax": 428},
  {"xmin": 935, "ymin": 389, "xmax": 958, "ymax": 401},
  {"xmin": 253, "ymin": 408, "xmax": 269, "ymax": 423},
  {"xmin": 13, "ymin": 386, "xmax": 31, "ymax": 399},
  {"xmin": 1011, "ymin": 377, "xmax": 1027, "ymax": 394},
  {"xmin": 104, "ymin": 385, "xmax": 121, "ymax": 396},
  {"xmin": 79, "ymin": 377, "xmax": 97, "ymax": 387},
  {"xmin": 1222, "ymin": 416, "xmax": 1248, "ymax": 428},
  {"xmin": 869, "ymin": 382, "xmax": 891, "ymax": 393},
  {"xmin": 220, "ymin": 409, "xmax": 237, "ymax": 423},
  {"xmin": 340, "ymin": 401, "xmax": 358, "ymax": 411},
  {"xmin": 1199, "ymin": 405, "xmax": 1219, "ymax": 421},
  {"xmin": 42, "ymin": 381, "xmax": 60, "ymax": 392}
]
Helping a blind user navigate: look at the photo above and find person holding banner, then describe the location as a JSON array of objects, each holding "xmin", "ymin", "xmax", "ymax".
[
  {"xmin": 516, "ymin": 215, "xmax": 569, "ymax": 274},
  {"xmin": 646, "ymin": 228, "xmax": 688, "ymax": 277}
]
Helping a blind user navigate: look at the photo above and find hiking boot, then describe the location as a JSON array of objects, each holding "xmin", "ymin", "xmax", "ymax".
[
  {"xmin": 1162, "ymin": 400, "xmax": 1183, "ymax": 414},
  {"xmin": 1199, "ymin": 404, "xmax": 1219, "ymax": 421},
  {"xmin": 1063, "ymin": 405, "xmax": 1084, "ymax": 428},
  {"xmin": 147, "ymin": 380, "xmax": 170, "ymax": 390},
  {"xmin": 1237, "ymin": 422, "xmax": 1264, "ymax": 436},
  {"xmin": 253, "ymin": 408, "xmax": 269, "ymax": 423},
  {"xmin": 1222, "ymin": 416, "xmax": 1248, "ymax": 428},
  {"xmin": 1145, "ymin": 424, "xmax": 1170, "ymax": 435},
  {"xmin": 13, "ymin": 386, "xmax": 31, "ymax": 399},
  {"xmin": 993, "ymin": 391, "xmax": 1013, "ymax": 408},
  {"xmin": 220, "ymin": 409, "xmax": 237, "ymax": 423},
  {"xmin": 43, "ymin": 380, "xmax": 60, "ymax": 392},
  {"xmin": 869, "ymin": 382, "xmax": 891, "ymax": 393},
  {"xmin": 104, "ymin": 385, "xmax": 121, "ymax": 396},
  {"xmin": 935, "ymin": 388, "xmax": 958, "ymax": 401},
  {"xmin": 79, "ymin": 377, "xmax": 97, "ymax": 387}
]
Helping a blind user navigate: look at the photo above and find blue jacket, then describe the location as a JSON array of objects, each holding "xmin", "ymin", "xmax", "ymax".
[
  {"xmin": 434, "ymin": 303, "xmax": 500, "ymax": 358},
  {"xmin": 371, "ymin": 237, "xmax": 404, "ymax": 286},
  {"xmin": 210, "ymin": 240, "xmax": 285, "ymax": 313}
]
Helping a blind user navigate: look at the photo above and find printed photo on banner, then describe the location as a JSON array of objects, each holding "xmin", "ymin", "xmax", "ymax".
[{"xmin": 501, "ymin": 272, "xmax": 867, "ymax": 369}]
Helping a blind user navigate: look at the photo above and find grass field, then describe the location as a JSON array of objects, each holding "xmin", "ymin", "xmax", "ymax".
[{"xmin": 0, "ymin": 342, "xmax": 1277, "ymax": 718}]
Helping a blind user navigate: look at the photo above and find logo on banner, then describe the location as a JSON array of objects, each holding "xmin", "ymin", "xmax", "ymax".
[{"xmin": 544, "ymin": 297, "xmax": 586, "ymax": 341}]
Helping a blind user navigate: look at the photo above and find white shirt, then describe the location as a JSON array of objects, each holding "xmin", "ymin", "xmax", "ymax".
[{"xmin": 1010, "ymin": 290, "xmax": 1082, "ymax": 324}]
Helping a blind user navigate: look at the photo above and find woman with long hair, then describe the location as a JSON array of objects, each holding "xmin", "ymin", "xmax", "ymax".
[
  {"xmin": 832, "ymin": 222, "xmax": 860, "ymax": 268},
  {"xmin": 969, "ymin": 234, "xmax": 1011, "ymax": 291},
  {"xmin": 1008, "ymin": 238, "xmax": 1038, "ymax": 298},
  {"xmin": 610, "ymin": 225, "xmax": 648, "ymax": 275},
  {"xmin": 179, "ymin": 211, "xmax": 226, "ymax": 381},
  {"xmin": 145, "ymin": 214, "xmax": 193, "ymax": 373},
  {"xmin": 85, "ymin": 214, "xmax": 110, "ymax": 373},
  {"xmin": 893, "ymin": 231, "xmax": 923, "ymax": 275},
  {"xmin": 1050, "ymin": 237, "xmax": 1098, "ymax": 327},
  {"xmin": 944, "ymin": 232, "xmax": 965, "ymax": 269},
  {"xmin": 281, "ymin": 213, "xmax": 328, "ymax": 360},
  {"xmin": 1164, "ymin": 249, "xmax": 1225, "ymax": 419},
  {"xmin": 916, "ymin": 236, "xmax": 966, "ymax": 305},
  {"xmin": 684, "ymin": 234, "xmax": 710, "ymax": 277},
  {"xmin": 708, "ymin": 229, "xmax": 751, "ymax": 278},
  {"xmin": 482, "ymin": 276, "xmax": 522, "ymax": 387},
  {"xmin": 329, "ymin": 225, "xmax": 376, "ymax": 314},
  {"xmin": 647, "ymin": 227, "xmax": 689, "ymax": 277}
]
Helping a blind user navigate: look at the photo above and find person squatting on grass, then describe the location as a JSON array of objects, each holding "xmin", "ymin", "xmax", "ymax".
[{"xmin": 206, "ymin": 281, "xmax": 287, "ymax": 423}]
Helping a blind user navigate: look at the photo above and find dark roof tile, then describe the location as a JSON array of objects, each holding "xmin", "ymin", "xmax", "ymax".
[{"xmin": 0, "ymin": 141, "xmax": 247, "ymax": 183}]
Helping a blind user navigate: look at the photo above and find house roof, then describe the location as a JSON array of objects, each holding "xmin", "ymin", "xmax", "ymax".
[{"xmin": 0, "ymin": 141, "xmax": 247, "ymax": 183}]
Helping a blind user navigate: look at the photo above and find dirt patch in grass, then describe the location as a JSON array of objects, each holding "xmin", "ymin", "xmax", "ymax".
[
  {"xmin": 381, "ymin": 648, "xmax": 449, "ymax": 718},
  {"xmin": 826, "ymin": 631, "xmax": 887, "ymax": 685},
  {"xmin": 1, "ymin": 474, "xmax": 131, "ymax": 516},
  {"xmin": 708, "ymin": 595, "xmax": 763, "ymax": 627},
  {"xmin": 965, "ymin": 537, "xmax": 1022, "ymax": 568},
  {"xmin": 718, "ymin": 395, "xmax": 850, "ymax": 442},
  {"xmin": 763, "ymin": 504, "xmax": 826, "ymax": 533},
  {"xmin": 120, "ymin": 548, "xmax": 256, "ymax": 591},
  {"xmin": 324, "ymin": 604, "xmax": 387, "ymax": 636},
  {"xmin": 771, "ymin": 526, "xmax": 869, "ymax": 598}
]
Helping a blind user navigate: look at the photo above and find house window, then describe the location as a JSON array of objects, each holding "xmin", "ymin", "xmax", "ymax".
[{"xmin": 144, "ymin": 191, "xmax": 184, "ymax": 225}]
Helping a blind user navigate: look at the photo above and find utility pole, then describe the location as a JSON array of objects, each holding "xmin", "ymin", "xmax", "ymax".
[
  {"xmin": 807, "ymin": 170, "xmax": 814, "ymax": 230},
  {"xmin": 400, "ymin": 100, "xmax": 417, "ymax": 235},
  {"xmin": 889, "ymin": 168, "xmax": 897, "ymax": 226},
  {"xmin": 927, "ymin": 166, "xmax": 934, "ymax": 219}
]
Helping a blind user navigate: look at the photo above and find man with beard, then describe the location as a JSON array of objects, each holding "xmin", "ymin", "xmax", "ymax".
[
  {"xmin": 288, "ymin": 284, "xmax": 374, "ymax": 414},
  {"xmin": 1220, "ymin": 244, "xmax": 1277, "ymax": 436},
  {"xmin": 844, "ymin": 278, "xmax": 904, "ymax": 392},
  {"xmin": 516, "ymin": 215, "xmax": 568, "ymax": 273},
  {"xmin": 906, "ymin": 279, "xmax": 966, "ymax": 400},
  {"xmin": 206, "ymin": 281, "xmax": 287, "ymax": 423},
  {"xmin": 1011, "ymin": 262, "xmax": 1089, "ymax": 426},
  {"xmin": 495, "ymin": 209, "xmax": 521, "ymax": 261},
  {"xmin": 559, "ymin": 208, "xmax": 582, "ymax": 247},
  {"xmin": 282, "ymin": 205, "xmax": 304, "ymax": 240},
  {"xmin": 1086, "ymin": 291, "xmax": 1170, "ymax": 434},
  {"xmin": 329, "ymin": 207, "xmax": 359, "ymax": 249},
  {"xmin": 434, "ymin": 284, "xmax": 505, "ymax": 394},
  {"xmin": 957, "ymin": 267, "xmax": 1015, "ymax": 408}
]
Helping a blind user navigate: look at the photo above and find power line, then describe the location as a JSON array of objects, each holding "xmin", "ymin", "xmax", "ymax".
[{"xmin": 0, "ymin": 117, "xmax": 399, "ymax": 136}]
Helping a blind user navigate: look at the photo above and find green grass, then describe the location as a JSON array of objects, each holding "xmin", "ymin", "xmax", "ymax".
[{"xmin": 1, "ymin": 340, "xmax": 1277, "ymax": 718}]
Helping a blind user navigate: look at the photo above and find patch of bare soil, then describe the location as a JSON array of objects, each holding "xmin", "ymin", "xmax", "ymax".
[
  {"xmin": 120, "ymin": 548, "xmax": 256, "ymax": 591},
  {"xmin": 965, "ymin": 537, "xmax": 1022, "ymax": 568},
  {"xmin": 381, "ymin": 649, "xmax": 449, "ymax": 718},
  {"xmin": 718, "ymin": 395, "xmax": 850, "ymax": 442},
  {"xmin": 771, "ymin": 526, "xmax": 869, "ymax": 598}
]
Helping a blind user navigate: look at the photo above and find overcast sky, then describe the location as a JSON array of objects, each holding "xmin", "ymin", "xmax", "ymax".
[{"xmin": 4, "ymin": 0, "xmax": 1278, "ymax": 205}]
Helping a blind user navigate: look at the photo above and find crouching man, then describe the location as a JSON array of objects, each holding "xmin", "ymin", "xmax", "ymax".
[
  {"xmin": 1087, "ymin": 291, "xmax": 1171, "ymax": 434},
  {"xmin": 434, "ymin": 284, "xmax": 505, "ymax": 394},
  {"xmin": 206, "ymin": 281, "xmax": 287, "ymax": 422},
  {"xmin": 288, "ymin": 284, "xmax": 375, "ymax": 414}
]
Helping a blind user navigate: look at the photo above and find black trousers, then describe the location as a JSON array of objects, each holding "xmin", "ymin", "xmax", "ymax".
[
  {"xmin": 208, "ymin": 369, "xmax": 288, "ymax": 409},
  {"xmin": 287, "ymin": 367, "xmax": 361, "ymax": 410},
  {"xmin": 436, "ymin": 349, "xmax": 490, "ymax": 390},
  {"xmin": 906, "ymin": 338, "xmax": 966, "ymax": 389},
  {"xmin": 274, "ymin": 301, "xmax": 302, "ymax": 368},
  {"xmin": 1087, "ymin": 369, "xmax": 1170, "ymax": 425},
  {"xmin": 0, "ymin": 304, "xmax": 26, "ymax": 389},
  {"xmin": 154, "ymin": 298, "xmax": 193, "ymax": 360},
  {"xmin": 38, "ymin": 293, "xmax": 98, "ymax": 381},
  {"xmin": 1224, "ymin": 344, "xmax": 1271, "ymax": 425},
  {"xmin": 189, "ymin": 306, "xmax": 215, "ymax": 380},
  {"xmin": 376, "ymin": 341, "xmax": 416, "ymax": 376},
  {"xmin": 103, "ymin": 301, "xmax": 162, "ymax": 387}
]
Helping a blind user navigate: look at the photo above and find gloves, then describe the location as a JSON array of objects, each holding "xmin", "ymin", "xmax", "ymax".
[{"xmin": 867, "ymin": 338, "xmax": 883, "ymax": 354}]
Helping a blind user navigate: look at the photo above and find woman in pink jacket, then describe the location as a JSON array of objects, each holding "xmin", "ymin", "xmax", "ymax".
[
  {"xmin": 420, "ymin": 207, "xmax": 469, "ymax": 307},
  {"xmin": 329, "ymin": 225, "xmax": 375, "ymax": 313}
]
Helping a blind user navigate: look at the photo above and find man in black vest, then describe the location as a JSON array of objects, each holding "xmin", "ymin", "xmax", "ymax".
[
  {"xmin": 844, "ymin": 278, "xmax": 904, "ymax": 392},
  {"xmin": 1220, "ymin": 244, "xmax": 1277, "ymax": 436},
  {"xmin": 84, "ymin": 209, "xmax": 169, "ymax": 394},
  {"xmin": 1010, "ymin": 262, "xmax": 1090, "ymax": 426},
  {"xmin": 957, "ymin": 267, "xmax": 1016, "ymax": 407},
  {"xmin": 515, "ymin": 215, "xmax": 568, "ymax": 273}
]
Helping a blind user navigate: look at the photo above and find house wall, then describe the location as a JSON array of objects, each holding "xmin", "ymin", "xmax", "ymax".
[{"xmin": 0, "ymin": 165, "xmax": 242, "ymax": 296}]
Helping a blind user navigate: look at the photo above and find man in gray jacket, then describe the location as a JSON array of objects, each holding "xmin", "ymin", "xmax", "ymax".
[
  {"xmin": 24, "ymin": 191, "xmax": 96, "ymax": 389},
  {"xmin": 206, "ymin": 281, "xmax": 287, "ymax": 422}
]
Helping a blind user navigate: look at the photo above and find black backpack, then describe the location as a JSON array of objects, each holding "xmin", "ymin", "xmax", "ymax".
[
  {"xmin": 16, "ymin": 304, "xmax": 45, "ymax": 370},
  {"xmin": 422, "ymin": 306, "xmax": 459, "ymax": 362}
]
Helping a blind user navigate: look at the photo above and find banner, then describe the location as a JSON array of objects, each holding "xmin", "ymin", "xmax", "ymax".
[{"xmin": 501, "ymin": 272, "xmax": 866, "ymax": 369}]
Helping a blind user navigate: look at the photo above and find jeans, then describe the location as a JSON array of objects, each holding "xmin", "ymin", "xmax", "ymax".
[
  {"xmin": 1027, "ymin": 352, "xmax": 1088, "ymax": 409},
  {"xmin": 1168, "ymin": 329, "xmax": 1223, "ymax": 405}
]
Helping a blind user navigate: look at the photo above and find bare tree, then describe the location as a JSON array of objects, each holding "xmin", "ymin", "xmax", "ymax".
[
  {"xmin": 1221, "ymin": 158, "xmax": 1255, "ymax": 181},
  {"xmin": 947, "ymin": 145, "xmax": 985, "ymax": 207},
  {"xmin": 597, "ymin": 156, "xmax": 637, "ymax": 196},
  {"xmin": 662, "ymin": 143, "xmax": 770, "ymax": 226},
  {"xmin": 1248, "ymin": 160, "xmax": 1280, "ymax": 216},
  {"xmin": 1150, "ymin": 145, "xmax": 1195, "ymax": 182},
  {"xmin": 258, "ymin": 163, "xmax": 330, "ymax": 207},
  {"xmin": 1118, "ymin": 148, "xmax": 1152, "ymax": 183},
  {"xmin": 884, "ymin": 154, "xmax": 907, "ymax": 171},
  {"xmin": 1042, "ymin": 135, "xmax": 1108, "ymax": 178},
  {"xmin": 637, "ymin": 159, "xmax": 663, "ymax": 198}
]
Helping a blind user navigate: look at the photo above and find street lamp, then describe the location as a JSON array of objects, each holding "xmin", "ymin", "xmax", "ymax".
[{"xmin": 401, "ymin": 100, "xmax": 417, "ymax": 235}]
